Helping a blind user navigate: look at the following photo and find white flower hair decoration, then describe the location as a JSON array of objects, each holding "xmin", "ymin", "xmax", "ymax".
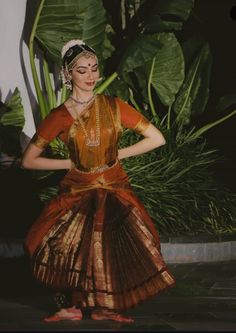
[{"xmin": 61, "ymin": 39, "xmax": 85, "ymax": 58}]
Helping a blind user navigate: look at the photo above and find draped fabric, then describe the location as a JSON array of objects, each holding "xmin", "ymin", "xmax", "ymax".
[{"xmin": 24, "ymin": 94, "xmax": 175, "ymax": 311}]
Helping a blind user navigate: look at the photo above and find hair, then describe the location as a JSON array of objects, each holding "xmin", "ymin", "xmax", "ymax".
[
  {"xmin": 60, "ymin": 39, "xmax": 98, "ymax": 90},
  {"xmin": 61, "ymin": 39, "xmax": 97, "ymax": 71}
]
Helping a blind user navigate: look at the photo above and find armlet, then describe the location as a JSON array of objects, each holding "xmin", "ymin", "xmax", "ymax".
[
  {"xmin": 133, "ymin": 117, "xmax": 150, "ymax": 134},
  {"xmin": 30, "ymin": 133, "xmax": 49, "ymax": 149}
]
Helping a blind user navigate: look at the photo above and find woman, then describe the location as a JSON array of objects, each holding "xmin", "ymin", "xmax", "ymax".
[{"xmin": 22, "ymin": 39, "xmax": 175, "ymax": 323}]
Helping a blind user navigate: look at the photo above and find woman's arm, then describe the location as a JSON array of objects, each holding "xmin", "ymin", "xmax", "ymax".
[
  {"xmin": 21, "ymin": 143, "xmax": 71, "ymax": 170},
  {"xmin": 118, "ymin": 123, "xmax": 165, "ymax": 160}
]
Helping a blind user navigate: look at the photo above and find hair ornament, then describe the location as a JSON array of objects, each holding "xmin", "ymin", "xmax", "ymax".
[{"xmin": 61, "ymin": 39, "xmax": 86, "ymax": 58}]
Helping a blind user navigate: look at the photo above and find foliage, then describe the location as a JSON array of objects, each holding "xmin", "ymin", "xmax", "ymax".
[
  {"xmin": 25, "ymin": 0, "xmax": 236, "ymax": 236},
  {"xmin": 0, "ymin": 88, "xmax": 25, "ymax": 163},
  {"xmin": 121, "ymin": 130, "xmax": 236, "ymax": 235}
]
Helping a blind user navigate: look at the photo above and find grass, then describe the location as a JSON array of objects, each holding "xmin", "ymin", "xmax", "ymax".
[
  {"xmin": 120, "ymin": 129, "xmax": 236, "ymax": 236},
  {"xmin": 35, "ymin": 128, "xmax": 236, "ymax": 237}
]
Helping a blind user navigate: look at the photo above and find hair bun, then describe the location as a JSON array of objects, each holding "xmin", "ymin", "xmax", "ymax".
[{"xmin": 61, "ymin": 39, "xmax": 85, "ymax": 58}]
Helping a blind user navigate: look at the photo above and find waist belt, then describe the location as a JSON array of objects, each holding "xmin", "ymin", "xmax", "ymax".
[{"xmin": 74, "ymin": 159, "xmax": 118, "ymax": 174}]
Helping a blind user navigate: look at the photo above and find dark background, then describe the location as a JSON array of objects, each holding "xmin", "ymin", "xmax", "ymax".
[
  {"xmin": 23, "ymin": 0, "xmax": 236, "ymax": 192},
  {"xmin": 187, "ymin": 0, "xmax": 236, "ymax": 191},
  {"xmin": 1, "ymin": 0, "xmax": 236, "ymax": 240}
]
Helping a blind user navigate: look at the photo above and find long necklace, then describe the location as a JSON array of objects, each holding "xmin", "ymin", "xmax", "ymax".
[
  {"xmin": 73, "ymin": 98, "xmax": 100, "ymax": 147},
  {"xmin": 69, "ymin": 94, "xmax": 95, "ymax": 105}
]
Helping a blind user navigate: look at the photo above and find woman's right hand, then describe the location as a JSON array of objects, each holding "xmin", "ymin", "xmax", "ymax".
[{"xmin": 21, "ymin": 143, "xmax": 71, "ymax": 170}]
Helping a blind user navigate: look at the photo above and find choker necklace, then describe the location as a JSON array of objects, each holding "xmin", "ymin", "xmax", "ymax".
[{"xmin": 69, "ymin": 95, "xmax": 95, "ymax": 105}]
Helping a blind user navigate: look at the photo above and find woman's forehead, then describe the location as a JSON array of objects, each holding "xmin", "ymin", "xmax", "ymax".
[{"xmin": 75, "ymin": 56, "xmax": 98, "ymax": 67}]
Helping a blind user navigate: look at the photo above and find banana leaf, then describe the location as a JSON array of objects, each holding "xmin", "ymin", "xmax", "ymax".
[
  {"xmin": 181, "ymin": 35, "xmax": 207, "ymax": 70},
  {"xmin": 0, "ymin": 88, "xmax": 24, "ymax": 157},
  {"xmin": 118, "ymin": 35, "xmax": 162, "ymax": 73},
  {"xmin": 145, "ymin": 15, "xmax": 183, "ymax": 33},
  {"xmin": 0, "ymin": 88, "xmax": 25, "ymax": 128},
  {"xmin": 141, "ymin": 0, "xmax": 191, "ymax": 33},
  {"xmin": 35, "ymin": 0, "xmax": 112, "ymax": 66},
  {"xmin": 157, "ymin": 0, "xmax": 194, "ymax": 21},
  {"xmin": 173, "ymin": 43, "xmax": 212, "ymax": 126},
  {"xmin": 149, "ymin": 33, "xmax": 185, "ymax": 107},
  {"xmin": 105, "ymin": 76, "xmax": 130, "ymax": 101},
  {"xmin": 132, "ymin": 67, "xmax": 150, "ymax": 103},
  {"xmin": 132, "ymin": 0, "xmax": 194, "ymax": 33}
]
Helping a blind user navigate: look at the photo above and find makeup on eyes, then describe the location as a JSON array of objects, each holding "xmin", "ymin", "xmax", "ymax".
[{"xmin": 76, "ymin": 64, "xmax": 98, "ymax": 73}]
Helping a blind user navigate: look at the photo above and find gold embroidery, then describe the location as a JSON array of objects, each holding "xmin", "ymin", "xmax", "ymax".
[
  {"xmin": 161, "ymin": 270, "xmax": 175, "ymax": 285},
  {"xmin": 29, "ymin": 96, "xmax": 175, "ymax": 312},
  {"xmin": 31, "ymin": 161, "xmax": 176, "ymax": 311},
  {"xmin": 108, "ymin": 96, "xmax": 123, "ymax": 140},
  {"xmin": 67, "ymin": 95, "xmax": 120, "ymax": 171},
  {"xmin": 133, "ymin": 117, "xmax": 150, "ymax": 134},
  {"xmin": 30, "ymin": 133, "xmax": 49, "ymax": 149},
  {"xmin": 33, "ymin": 259, "xmax": 174, "ymax": 311}
]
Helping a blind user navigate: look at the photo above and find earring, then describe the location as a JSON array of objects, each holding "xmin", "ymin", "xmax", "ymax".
[
  {"xmin": 65, "ymin": 74, "xmax": 72, "ymax": 90},
  {"xmin": 61, "ymin": 66, "xmax": 73, "ymax": 90}
]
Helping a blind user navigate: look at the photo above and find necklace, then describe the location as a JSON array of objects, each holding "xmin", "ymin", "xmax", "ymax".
[
  {"xmin": 73, "ymin": 97, "xmax": 100, "ymax": 147},
  {"xmin": 69, "ymin": 95, "xmax": 95, "ymax": 105}
]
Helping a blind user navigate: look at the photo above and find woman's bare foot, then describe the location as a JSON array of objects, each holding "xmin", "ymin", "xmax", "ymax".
[
  {"xmin": 43, "ymin": 306, "xmax": 83, "ymax": 322},
  {"xmin": 91, "ymin": 309, "xmax": 134, "ymax": 323}
]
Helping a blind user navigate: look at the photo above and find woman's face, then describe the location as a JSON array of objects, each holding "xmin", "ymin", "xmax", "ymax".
[{"xmin": 71, "ymin": 55, "xmax": 99, "ymax": 92}]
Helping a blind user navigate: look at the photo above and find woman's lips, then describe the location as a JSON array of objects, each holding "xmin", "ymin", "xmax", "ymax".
[{"xmin": 85, "ymin": 81, "xmax": 95, "ymax": 86}]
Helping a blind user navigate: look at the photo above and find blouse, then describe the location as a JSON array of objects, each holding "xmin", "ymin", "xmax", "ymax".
[{"xmin": 31, "ymin": 95, "xmax": 150, "ymax": 172}]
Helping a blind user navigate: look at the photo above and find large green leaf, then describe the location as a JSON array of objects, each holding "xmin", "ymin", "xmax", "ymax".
[
  {"xmin": 132, "ymin": 67, "xmax": 149, "ymax": 103},
  {"xmin": 173, "ymin": 43, "xmax": 212, "ymax": 126},
  {"xmin": 36, "ymin": 0, "xmax": 112, "ymax": 65},
  {"xmin": 0, "ymin": 88, "xmax": 24, "ymax": 156},
  {"xmin": 133, "ymin": 0, "xmax": 193, "ymax": 34},
  {"xmin": 181, "ymin": 35, "xmax": 207, "ymax": 70},
  {"xmin": 157, "ymin": 0, "xmax": 195, "ymax": 21},
  {"xmin": 140, "ymin": 0, "xmax": 190, "ymax": 33},
  {"xmin": 1, "ymin": 88, "xmax": 25, "ymax": 128},
  {"xmin": 149, "ymin": 33, "xmax": 185, "ymax": 107},
  {"xmin": 145, "ymin": 16, "xmax": 183, "ymax": 33},
  {"xmin": 105, "ymin": 76, "xmax": 130, "ymax": 101},
  {"xmin": 118, "ymin": 35, "xmax": 161, "ymax": 73}
]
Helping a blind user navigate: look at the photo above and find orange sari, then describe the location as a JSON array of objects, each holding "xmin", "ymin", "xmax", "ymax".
[{"xmin": 25, "ymin": 95, "xmax": 175, "ymax": 311}]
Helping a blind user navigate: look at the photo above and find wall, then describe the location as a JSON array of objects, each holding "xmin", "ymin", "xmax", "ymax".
[{"xmin": 0, "ymin": 0, "xmax": 36, "ymax": 138}]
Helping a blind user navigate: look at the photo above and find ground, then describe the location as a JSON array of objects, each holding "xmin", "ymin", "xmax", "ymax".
[{"xmin": 0, "ymin": 257, "xmax": 236, "ymax": 332}]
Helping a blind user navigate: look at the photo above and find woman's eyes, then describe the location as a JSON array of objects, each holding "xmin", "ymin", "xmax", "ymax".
[{"xmin": 77, "ymin": 68, "xmax": 98, "ymax": 74}]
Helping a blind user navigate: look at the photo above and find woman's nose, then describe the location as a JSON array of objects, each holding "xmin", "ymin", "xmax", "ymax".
[{"xmin": 87, "ymin": 70, "xmax": 94, "ymax": 80}]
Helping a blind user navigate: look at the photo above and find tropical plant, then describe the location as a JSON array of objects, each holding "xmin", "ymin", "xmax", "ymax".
[
  {"xmin": 0, "ymin": 88, "xmax": 25, "ymax": 168},
  {"xmin": 25, "ymin": 0, "xmax": 236, "ymax": 235},
  {"xmin": 0, "ymin": 90, "xmax": 45, "ymax": 238}
]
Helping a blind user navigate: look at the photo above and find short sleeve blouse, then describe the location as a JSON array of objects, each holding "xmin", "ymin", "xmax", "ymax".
[
  {"xmin": 30, "ymin": 96, "xmax": 151, "ymax": 150},
  {"xmin": 30, "ymin": 106, "xmax": 72, "ymax": 149},
  {"xmin": 115, "ymin": 98, "xmax": 150, "ymax": 134}
]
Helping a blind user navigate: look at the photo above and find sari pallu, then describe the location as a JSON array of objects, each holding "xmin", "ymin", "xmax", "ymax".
[{"xmin": 24, "ymin": 161, "xmax": 175, "ymax": 311}]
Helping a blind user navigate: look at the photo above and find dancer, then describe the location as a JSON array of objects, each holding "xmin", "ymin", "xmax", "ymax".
[{"xmin": 22, "ymin": 39, "xmax": 175, "ymax": 323}]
